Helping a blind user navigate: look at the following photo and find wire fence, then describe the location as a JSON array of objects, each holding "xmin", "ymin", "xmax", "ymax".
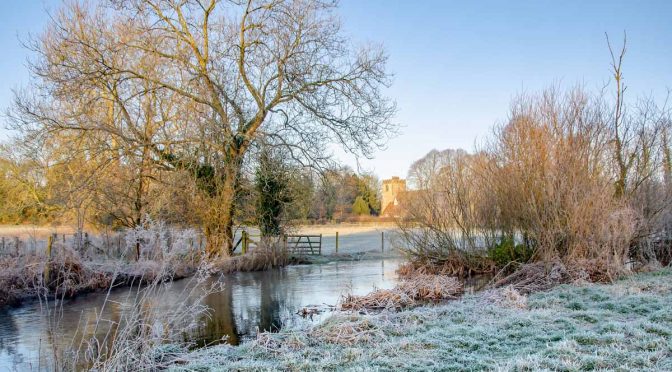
[{"xmin": 0, "ymin": 226, "xmax": 400, "ymax": 260}]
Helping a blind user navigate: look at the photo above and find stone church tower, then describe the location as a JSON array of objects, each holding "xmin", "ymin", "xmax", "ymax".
[{"xmin": 381, "ymin": 177, "xmax": 406, "ymax": 217}]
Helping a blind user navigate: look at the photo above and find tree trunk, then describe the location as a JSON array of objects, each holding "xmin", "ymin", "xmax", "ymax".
[{"xmin": 205, "ymin": 155, "xmax": 242, "ymax": 258}]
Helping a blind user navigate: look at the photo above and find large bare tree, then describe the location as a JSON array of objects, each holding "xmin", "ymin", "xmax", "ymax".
[{"xmin": 11, "ymin": 0, "xmax": 396, "ymax": 256}]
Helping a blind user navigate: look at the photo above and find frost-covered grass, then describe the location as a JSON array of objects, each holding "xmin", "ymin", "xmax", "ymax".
[{"xmin": 175, "ymin": 268, "xmax": 672, "ymax": 371}]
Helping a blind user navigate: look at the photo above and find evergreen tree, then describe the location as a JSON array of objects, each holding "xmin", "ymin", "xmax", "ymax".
[
  {"xmin": 352, "ymin": 196, "xmax": 371, "ymax": 215},
  {"xmin": 255, "ymin": 150, "xmax": 292, "ymax": 237}
]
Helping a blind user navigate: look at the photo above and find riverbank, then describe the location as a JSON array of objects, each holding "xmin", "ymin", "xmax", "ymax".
[
  {"xmin": 0, "ymin": 237, "xmax": 402, "ymax": 309},
  {"xmin": 174, "ymin": 268, "xmax": 672, "ymax": 371},
  {"xmin": 0, "ymin": 256, "xmax": 405, "ymax": 370},
  {"xmin": 0, "ymin": 253, "xmax": 198, "ymax": 308}
]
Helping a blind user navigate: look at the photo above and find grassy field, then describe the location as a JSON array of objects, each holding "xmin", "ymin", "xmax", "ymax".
[
  {"xmin": 174, "ymin": 268, "xmax": 672, "ymax": 371},
  {"xmin": 0, "ymin": 224, "xmax": 77, "ymax": 239},
  {"xmin": 0, "ymin": 222, "xmax": 397, "ymax": 239}
]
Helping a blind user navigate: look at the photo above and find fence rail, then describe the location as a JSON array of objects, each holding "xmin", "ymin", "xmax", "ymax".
[{"xmin": 2, "ymin": 228, "xmax": 390, "ymax": 259}]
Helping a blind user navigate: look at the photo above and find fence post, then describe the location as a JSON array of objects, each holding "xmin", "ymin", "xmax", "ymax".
[
  {"xmin": 44, "ymin": 234, "xmax": 54, "ymax": 286},
  {"xmin": 319, "ymin": 233, "xmax": 322, "ymax": 255},
  {"xmin": 381, "ymin": 231, "xmax": 385, "ymax": 252},
  {"xmin": 242, "ymin": 231, "xmax": 248, "ymax": 254},
  {"xmin": 14, "ymin": 237, "xmax": 19, "ymax": 256},
  {"xmin": 1, "ymin": 237, "xmax": 4, "ymax": 252},
  {"xmin": 335, "ymin": 231, "xmax": 339, "ymax": 254},
  {"xmin": 135, "ymin": 237, "xmax": 141, "ymax": 262},
  {"xmin": 84, "ymin": 232, "xmax": 90, "ymax": 254}
]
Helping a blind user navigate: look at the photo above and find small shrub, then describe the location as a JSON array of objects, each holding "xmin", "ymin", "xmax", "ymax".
[{"xmin": 487, "ymin": 236, "xmax": 534, "ymax": 267}]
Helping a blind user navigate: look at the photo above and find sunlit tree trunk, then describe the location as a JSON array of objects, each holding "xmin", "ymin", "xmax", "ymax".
[{"xmin": 206, "ymin": 153, "xmax": 243, "ymax": 257}]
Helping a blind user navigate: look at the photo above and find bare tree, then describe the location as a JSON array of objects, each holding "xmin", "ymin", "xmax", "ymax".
[{"xmin": 11, "ymin": 0, "xmax": 396, "ymax": 256}]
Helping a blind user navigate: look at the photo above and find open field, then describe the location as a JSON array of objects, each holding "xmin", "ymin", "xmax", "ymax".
[
  {"xmin": 0, "ymin": 225, "xmax": 77, "ymax": 239},
  {"xmin": 295, "ymin": 222, "xmax": 397, "ymax": 235},
  {"xmin": 175, "ymin": 268, "xmax": 672, "ymax": 371},
  {"xmin": 0, "ymin": 222, "xmax": 397, "ymax": 239}
]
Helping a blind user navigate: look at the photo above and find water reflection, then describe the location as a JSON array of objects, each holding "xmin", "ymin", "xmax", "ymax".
[{"xmin": 0, "ymin": 258, "xmax": 403, "ymax": 370}]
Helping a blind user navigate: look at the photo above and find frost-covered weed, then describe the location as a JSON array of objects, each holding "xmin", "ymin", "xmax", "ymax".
[
  {"xmin": 174, "ymin": 268, "xmax": 672, "ymax": 371},
  {"xmin": 125, "ymin": 217, "xmax": 200, "ymax": 260}
]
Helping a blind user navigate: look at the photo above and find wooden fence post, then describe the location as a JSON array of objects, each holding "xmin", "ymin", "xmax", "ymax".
[
  {"xmin": 319, "ymin": 234, "xmax": 322, "ymax": 255},
  {"xmin": 335, "ymin": 231, "xmax": 339, "ymax": 254},
  {"xmin": 44, "ymin": 234, "xmax": 54, "ymax": 286},
  {"xmin": 14, "ymin": 237, "xmax": 19, "ymax": 256},
  {"xmin": 242, "ymin": 231, "xmax": 248, "ymax": 254},
  {"xmin": 83, "ymin": 232, "xmax": 90, "ymax": 257},
  {"xmin": 381, "ymin": 231, "xmax": 385, "ymax": 252}
]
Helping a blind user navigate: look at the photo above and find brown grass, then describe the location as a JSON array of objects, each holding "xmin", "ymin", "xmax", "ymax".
[
  {"xmin": 309, "ymin": 316, "xmax": 384, "ymax": 346},
  {"xmin": 0, "ymin": 245, "xmax": 200, "ymax": 308},
  {"xmin": 341, "ymin": 274, "xmax": 463, "ymax": 311},
  {"xmin": 396, "ymin": 258, "xmax": 496, "ymax": 278},
  {"xmin": 212, "ymin": 241, "xmax": 289, "ymax": 274},
  {"xmin": 489, "ymin": 258, "xmax": 628, "ymax": 295},
  {"xmin": 0, "ymin": 251, "xmax": 114, "ymax": 307}
]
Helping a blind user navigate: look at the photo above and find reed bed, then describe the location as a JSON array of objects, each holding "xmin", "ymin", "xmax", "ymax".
[
  {"xmin": 212, "ymin": 241, "xmax": 289, "ymax": 274},
  {"xmin": 396, "ymin": 258, "xmax": 496, "ymax": 278},
  {"xmin": 341, "ymin": 274, "xmax": 463, "ymax": 311},
  {"xmin": 0, "ymin": 246, "xmax": 200, "ymax": 308},
  {"xmin": 490, "ymin": 258, "xmax": 630, "ymax": 295}
]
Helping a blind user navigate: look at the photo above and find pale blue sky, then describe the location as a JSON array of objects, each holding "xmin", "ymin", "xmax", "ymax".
[{"xmin": 1, "ymin": 1, "xmax": 671, "ymax": 179}]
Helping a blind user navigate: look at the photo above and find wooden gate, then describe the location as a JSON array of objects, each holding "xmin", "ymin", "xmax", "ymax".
[
  {"xmin": 233, "ymin": 231, "xmax": 260, "ymax": 254},
  {"xmin": 233, "ymin": 232, "xmax": 322, "ymax": 255},
  {"xmin": 284, "ymin": 234, "xmax": 322, "ymax": 255}
]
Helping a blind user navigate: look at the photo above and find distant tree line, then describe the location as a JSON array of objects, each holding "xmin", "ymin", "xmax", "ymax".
[{"xmin": 0, "ymin": 143, "xmax": 382, "ymax": 229}]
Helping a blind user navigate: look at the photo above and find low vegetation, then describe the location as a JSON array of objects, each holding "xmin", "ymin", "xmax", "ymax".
[
  {"xmin": 0, "ymin": 222, "xmax": 294, "ymax": 308},
  {"xmin": 0, "ymin": 225, "xmax": 202, "ymax": 308},
  {"xmin": 341, "ymin": 274, "xmax": 463, "ymax": 311},
  {"xmin": 173, "ymin": 268, "xmax": 672, "ymax": 371}
]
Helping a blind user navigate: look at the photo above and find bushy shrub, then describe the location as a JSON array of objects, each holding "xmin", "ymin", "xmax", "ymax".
[
  {"xmin": 397, "ymin": 86, "xmax": 661, "ymax": 278},
  {"xmin": 487, "ymin": 236, "xmax": 534, "ymax": 267}
]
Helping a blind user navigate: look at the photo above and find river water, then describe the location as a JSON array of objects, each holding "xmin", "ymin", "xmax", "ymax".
[{"xmin": 0, "ymin": 256, "xmax": 403, "ymax": 370}]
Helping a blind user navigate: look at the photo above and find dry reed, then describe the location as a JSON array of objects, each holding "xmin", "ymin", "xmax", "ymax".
[
  {"xmin": 212, "ymin": 240, "xmax": 289, "ymax": 274},
  {"xmin": 489, "ymin": 258, "xmax": 629, "ymax": 295},
  {"xmin": 309, "ymin": 316, "xmax": 384, "ymax": 346},
  {"xmin": 341, "ymin": 274, "xmax": 463, "ymax": 311}
]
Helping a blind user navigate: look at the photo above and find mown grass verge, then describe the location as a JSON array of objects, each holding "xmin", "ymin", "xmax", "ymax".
[{"xmin": 173, "ymin": 268, "xmax": 672, "ymax": 371}]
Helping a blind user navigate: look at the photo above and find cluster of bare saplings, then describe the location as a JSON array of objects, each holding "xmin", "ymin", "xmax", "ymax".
[{"xmin": 398, "ymin": 42, "xmax": 671, "ymax": 287}]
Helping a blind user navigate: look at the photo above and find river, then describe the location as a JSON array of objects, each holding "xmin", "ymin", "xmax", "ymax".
[{"xmin": 0, "ymin": 255, "xmax": 403, "ymax": 370}]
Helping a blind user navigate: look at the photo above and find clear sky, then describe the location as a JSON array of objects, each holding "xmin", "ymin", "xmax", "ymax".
[{"xmin": 1, "ymin": 1, "xmax": 671, "ymax": 179}]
